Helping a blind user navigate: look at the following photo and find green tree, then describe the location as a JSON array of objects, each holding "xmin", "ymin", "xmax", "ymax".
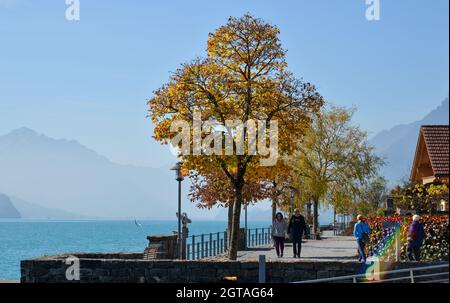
[
  {"xmin": 289, "ymin": 106, "xmax": 384, "ymax": 237},
  {"xmin": 356, "ymin": 177, "xmax": 389, "ymax": 216}
]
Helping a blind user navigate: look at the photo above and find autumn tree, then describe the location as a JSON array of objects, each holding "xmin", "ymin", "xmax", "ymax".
[
  {"xmin": 289, "ymin": 106, "xmax": 383, "ymax": 238},
  {"xmin": 148, "ymin": 15, "xmax": 323, "ymax": 259},
  {"xmin": 189, "ymin": 169, "xmax": 269, "ymax": 243}
]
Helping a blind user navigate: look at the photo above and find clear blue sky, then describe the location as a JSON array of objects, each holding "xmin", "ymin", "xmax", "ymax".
[{"xmin": 1, "ymin": 0, "xmax": 448, "ymax": 167}]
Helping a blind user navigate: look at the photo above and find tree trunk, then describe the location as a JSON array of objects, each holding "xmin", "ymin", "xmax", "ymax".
[
  {"xmin": 271, "ymin": 199, "xmax": 277, "ymax": 221},
  {"xmin": 306, "ymin": 201, "xmax": 312, "ymax": 224},
  {"xmin": 227, "ymin": 202, "xmax": 233, "ymax": 247},
  {"xmin": 312, "ymin": 197, "xmax": 319, "ymax": 239},
  {"xmin": 228, "ymin": 181, "xmax": 243, "ymax": 260}
]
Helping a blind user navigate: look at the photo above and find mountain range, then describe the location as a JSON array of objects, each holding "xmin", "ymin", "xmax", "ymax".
[
  {"xmin": 0, "ymin": 128, "xmax": 203, "ymax": 219},
  {"xmin": 369, "ymin": 97, "xmax": 449, "ymax": 184},
  {"xmin": 0, "ymin": 97, "xmax": 448, "ymax": 219},
  {"xmin": 0, "ymin": 194, "xmax": 21, "ymax": 218}
]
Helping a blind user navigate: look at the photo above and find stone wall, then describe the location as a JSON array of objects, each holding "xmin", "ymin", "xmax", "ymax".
[{"xmin": 21, "ymin": 253, "xmax": 446, "ymax": 283}]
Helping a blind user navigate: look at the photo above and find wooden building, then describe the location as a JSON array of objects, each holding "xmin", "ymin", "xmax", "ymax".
[{"xmin": 410, "ymin": 125, "xmax": 449, "ymax": 185}]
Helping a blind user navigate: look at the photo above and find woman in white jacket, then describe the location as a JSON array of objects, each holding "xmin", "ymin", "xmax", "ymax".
[{"xmin": 272, "ymin": 212, "xmax": 287, "ymax": 258}]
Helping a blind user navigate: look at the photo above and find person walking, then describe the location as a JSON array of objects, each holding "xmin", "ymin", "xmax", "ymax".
[
  {"xmin": 287, "ymin": 208, "xmax": 307, "ymax": 258},
  {"xmin": 272, "ymin": 212, "xmax": 287, "ymax": 258},
  {"xmin": 354, "ymin": 215, "xmax": 370, "ymax": 263},
  {"xmin": 407, "ymin": 215, "xmax": 425, "ymax": 261}
]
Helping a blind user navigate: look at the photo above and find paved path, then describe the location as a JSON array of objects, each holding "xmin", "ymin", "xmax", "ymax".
[{"xmin": 209, "ymin": 231, "xmax": 358, "ymax": 262}]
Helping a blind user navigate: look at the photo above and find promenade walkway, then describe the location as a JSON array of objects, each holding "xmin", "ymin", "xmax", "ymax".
[{"xmin": 209, "ymin": 231, "xmax": 358, "ymax": 262}]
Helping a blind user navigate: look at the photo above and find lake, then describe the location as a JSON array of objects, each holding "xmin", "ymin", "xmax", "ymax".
[{"xmin": 0, "ymin": 219, "xmax": 270, "ymax": 280}]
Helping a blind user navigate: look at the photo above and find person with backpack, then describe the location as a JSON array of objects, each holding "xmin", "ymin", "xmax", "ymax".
[
  {"xmin": 407, "ymin": 215, "xmax": 425, "ymax": 261},
  {"xmin": 272, "ymin": 212, "xmax": 287, "ymax": 258},
  {"xmin": 287, "ymin": 208, "xmax": 307, "ymax": 258},
  {"xmin": 354, "ymin": 214, "xmax": 370, "ymax": 263}
]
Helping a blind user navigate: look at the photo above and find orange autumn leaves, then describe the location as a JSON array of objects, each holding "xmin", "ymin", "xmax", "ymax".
[{"xmin": 147, "ymin": 14, "xmax": 323, "ymax": 259}]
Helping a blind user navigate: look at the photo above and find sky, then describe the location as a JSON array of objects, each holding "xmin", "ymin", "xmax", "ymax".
[{"xmin": 0, "ymin": 0, "xmax": 449, "ymax": 168}]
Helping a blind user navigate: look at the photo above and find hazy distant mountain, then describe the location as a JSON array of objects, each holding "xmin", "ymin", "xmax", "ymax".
[
  {"xmin": 370, "ymin": 97, "xmax": 449, "ymax": 184},
  {"xmin": 8, "ymin": 195, "xmax": 88, "ymax": 220},
  {"xmin": 0, "ymin": 127, "xmax": 193, "ymax": 219},
  {"xmin": 0, "ymin": 194, "xmax": 21, "ymax": 218}
]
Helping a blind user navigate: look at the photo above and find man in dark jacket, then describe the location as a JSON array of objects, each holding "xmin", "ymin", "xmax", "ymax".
[
  {"xmin": 407, "ymin": 215, "xmax": 425, "ymax": 261},
  {"xmin": 287, "ymin": 208, "xmax": 307, "ymax": 258}
]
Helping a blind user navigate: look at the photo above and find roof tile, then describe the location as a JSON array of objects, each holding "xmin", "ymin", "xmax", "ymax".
[{"xmin": 421, "ymin": 125, "xmax": 449, "ymax": 176}]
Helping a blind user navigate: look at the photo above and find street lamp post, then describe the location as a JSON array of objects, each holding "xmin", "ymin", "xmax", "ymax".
[{"xmin": 171, "ymin": 162, "xmax": 184, "ymax": 259}]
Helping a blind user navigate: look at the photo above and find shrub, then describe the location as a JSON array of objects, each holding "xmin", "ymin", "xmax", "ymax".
[{"xmin": 365, "ymin": 215, "xmax": 448, "ymax": 261}]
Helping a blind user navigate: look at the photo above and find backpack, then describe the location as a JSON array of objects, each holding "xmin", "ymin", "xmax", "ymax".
[
  {"xmin": 361, "ymin": 232, "xmax": 369, "ymax": 244},
  {"xmin": 359, "ymin": 223, "xmax": 369, "ymax": 243}
]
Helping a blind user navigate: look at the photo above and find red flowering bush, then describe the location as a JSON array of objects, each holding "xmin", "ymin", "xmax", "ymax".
[{"xmin": 365, "ymin": 215, "xmax": 449, "ymax": 261}]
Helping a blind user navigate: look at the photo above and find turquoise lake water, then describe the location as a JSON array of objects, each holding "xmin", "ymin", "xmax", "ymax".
[{"xmin": 0, "ymin": 220, "xmax": 269, "ymax": 280}]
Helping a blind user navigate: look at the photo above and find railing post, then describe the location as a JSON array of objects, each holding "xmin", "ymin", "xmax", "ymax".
[
  {"xmin": 209, "ymin": 233, "xmax": 213, "ymax": 256},
  {"xmin": 224, "ymin": 231, "xmax": 228, "ymax": 251},
  {"xmin": 192, "ymin": 235, "xmax": 196, "ymax": 260},
  {"xmin": 410, "ymin": 270, "xmax": 415, "ymax": 283},
  {"xmin": 197, "ymin": 242, "xmax": 200, "ymax": 259},
  {"xmin": 216, "ymin": 233, "xmax": 220, "ymax": 254},
  {"xmin": 247, "ymin": 229, "xmax": 250, "ymax": 247},
  {"xmin": 187, "ymin": 244, "xmax": 191, "ymax": 260},
  {"xmin": 201, "ymin": 234, "xmax": 205, "ymax": 259},
  {"xmin": 256, "ymin": 228, "xmax": 259, "ymax": 246},
  {"xmin": 213, "ymin": 240, "xmax": 216, "ymax": 256}
]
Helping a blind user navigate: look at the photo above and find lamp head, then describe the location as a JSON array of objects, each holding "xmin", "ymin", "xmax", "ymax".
[{"xmin": 170, "ymin": 162, "xmax": 184, "ymax": 181}]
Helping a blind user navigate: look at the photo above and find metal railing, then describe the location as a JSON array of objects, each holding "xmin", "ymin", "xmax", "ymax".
[
  {"xmin": 246, "ymin": 227, "xmax": 272, "ymax": 248},
  {"xmin": 292, "ymin": 263, "xmax": 449, "ymax": 283},
  {"xmin": 186, "ymin": 232, "xmax": 227, "ymax": 260},
  {"xmin": 186, "ymin": 227, "xmax": 272, "ymax": 260}
]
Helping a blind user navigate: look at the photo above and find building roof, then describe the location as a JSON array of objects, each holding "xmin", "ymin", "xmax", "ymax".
[
  {"xmin": 411, "ymin": 125, "xmax": 449, "ymax": 181},
  {"xmin": 422, "ymin": 125, "xmax": 449, "ymax": 176}
]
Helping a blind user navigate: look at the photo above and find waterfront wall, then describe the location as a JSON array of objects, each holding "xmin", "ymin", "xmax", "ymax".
[{"xmin": 20, "ymin": 253, "xmax": 445, "ymax": 283}]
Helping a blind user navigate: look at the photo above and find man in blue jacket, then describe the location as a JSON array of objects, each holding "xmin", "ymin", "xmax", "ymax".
[
  {"xmin": 354, "ymin": 215, "xmax": 370, "ymax": 263},
  {"xmin": 407, "ymin": 215, "xmax": 425, "ymax": 261}
]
